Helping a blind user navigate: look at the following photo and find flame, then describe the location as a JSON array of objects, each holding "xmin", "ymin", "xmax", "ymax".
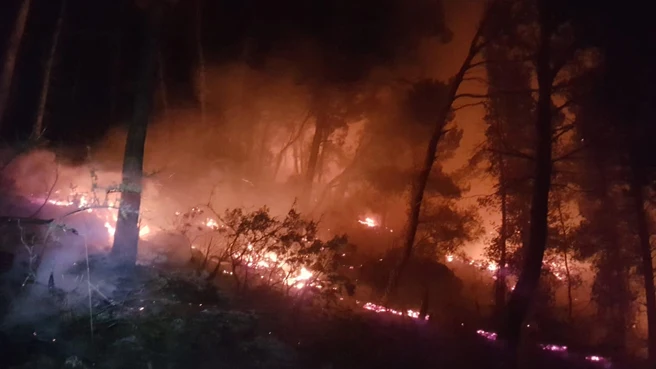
[
  {"xmin": 476, "ymin": 329, "xmax": 497, "ymax": 341},
  {"xmin": 540, "ymin": 344, "xmax": 567, "ymax": 352},
  {"xmin": 487, "ymin": 262, "xmax": 498, "ymax": 272},
  {"xmin": 139, "ymin": 225, "xmax": 151, "ymax": 237},
  {"xmin": 362, "ymin": 302, "xmax": 429, "ymax": 320},
  {"xmin": 357, "ymin": 217, "xmax": 377, "ymax": 227},
  {"xmin": 205, "ymin": 218, "xmax": 219, "ymax": 229}
]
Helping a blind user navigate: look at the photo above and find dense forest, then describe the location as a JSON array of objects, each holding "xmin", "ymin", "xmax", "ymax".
[{"xmin": 1, "ymin": 0, "xmax": 655, "ymax": 368}]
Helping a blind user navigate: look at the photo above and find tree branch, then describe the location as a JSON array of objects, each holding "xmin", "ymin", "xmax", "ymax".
[
  {"xmin": 552, "ymin": 145, "xmax": 587, "ymax": 163},
  {"xmin": 551, "ymin": 123, "xmax": 576, "ymax": 142},
  {"xmin": 462, "ymin": 76, "xmax": 489, "ymax": 85},
  {"xmin": 30, "ymin": 164, "xmax": 60, "ymax": 218},
  {"xmin": 553, "ymin": 99, "xmax": 576, "ymax": 113},
  {"xmin": 454, "ymin": 89, "xmax": 538, "ymax": 101},
  {"xmin": 0, "ymin": 217, "xmax": 53, "ymax": 225},
  {"xmin": 452, "ymin": 101, "xmax": 487, "ymax": 112}
]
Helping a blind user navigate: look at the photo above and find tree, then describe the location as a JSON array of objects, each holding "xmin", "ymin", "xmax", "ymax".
[
  {"xmin": 0, "ymin": 0, "xmax": 31, "ymax": 130},
  {"xmin": 383, "ymin": 2, "xmax": 497, "ymax": 303},
  {"xmin": 497, "ymin": 0, "xmax": 598, "ymax": 353},
  {"xmin": 573, "ymin": 5, "xmax": 656, "ymax": 359},
  {"xmin": 111, "ymin": 2, "xmax": 163, "ymax": 265},
  {"xmin": 32, "ymin": 0, "xmax": 66, "ymax": 140},
  {"xmin": 475, "ymin": 27, "xmax": 536, "ymax": 324}
]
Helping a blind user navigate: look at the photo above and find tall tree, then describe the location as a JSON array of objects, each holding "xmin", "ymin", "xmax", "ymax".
[
  {"xmin": 32, "ymin": 0, "xmax": 66, "ymax": 140},
  {"xmin": 383, "ymin": 3, "xmax": 496, "ymax": 303},
  {"xmin": 475, "ymin": 29, "xmax": 536, "ymax": 323},
  {"xmin": 570, "ymin": 1, "xmax": 656, "ymax": 360},
  {"xmin": 498, "ymin": 0, "xmax": 596, "ymax": 352},
  {"xmin": 111, "ymin": 2, "xmax": 163, "ymax": 265},
  {"xmin": 0, "ymin": 0, "xmax": 32, "ymax": 130}
]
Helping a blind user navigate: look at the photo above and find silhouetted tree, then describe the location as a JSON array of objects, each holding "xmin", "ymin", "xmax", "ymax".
[
  {"xmin": 32, "ymin": 0, "xmax": 66, "ymax": 140},
  {"xmin": 475, "ymin": 29, "xmax": 536, "ymax": 324},
  {"xmin": 384, "ymin": 1, "xmax": 500, "ymax": 304},
  {"xmin": 495, "ymin": 1, "xmax": 598, "ymax": 356},
  {"xmin": 0, "ymin": 0, "xmax": 31, "ymax": 130},
  {"xmin": 111, "ymin": 2, "xmax": 164, "ymax": 265},
  {"xmin": 573, "ymin": 6, "xmax": 656, "ymax": 359}
]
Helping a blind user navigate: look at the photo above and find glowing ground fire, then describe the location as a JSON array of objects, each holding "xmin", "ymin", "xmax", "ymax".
[
  {"xmin": 362, "ymin": 302, "xmax": 428, "ymax": 320},
  {"xmin": 41, "ymin": 195, "xmax": 607, "ymax": 365}
]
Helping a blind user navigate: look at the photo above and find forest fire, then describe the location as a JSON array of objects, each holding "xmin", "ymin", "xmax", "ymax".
[
  {"xmin": 45, "ymin": 194, "xmax": 152, "ymax": 240},
  {"xmin": 0, "ymin": 0, "xmax": 650, "ymax": 366}
]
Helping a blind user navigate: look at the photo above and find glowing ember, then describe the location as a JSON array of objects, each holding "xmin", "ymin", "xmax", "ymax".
[
  {"xmin": 446, "ymin": 255, "xmax": 454, "ymax": 262},
  {"xmin": 487, "ymin": 262, "xmax": 498, "ymax": 272},
  {"xmin": 585, "ymin": 355, "xmax": 609, "ymax": 365},
  {"xmin": 357, "ymin": 217, "xmax": 377, "ymax": 227},
  {"xmin": 139, "ymin": 225, "xmax": 151, "ymax": 237},
  {"xmin": 362, "ymin": 302, "xmax": 429, "ymax": 320},
  {"xmin": 205, "ymin": 218, "xmax": 220, "ymax": 230},
  {"xmin": 104, "ymin": 222, "xmax": 115, "ymax": 236},
  {"xmin": 540, "ymin": 344, "xmax": 567, "ymax": 352},
  {"xmin": 476, "ymin": 329, "xmax": 497, "ymax": 341}
]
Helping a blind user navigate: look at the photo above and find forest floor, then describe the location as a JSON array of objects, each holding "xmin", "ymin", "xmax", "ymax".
[{"xmin": 0, "ymin": 257, "xmax": 619, "ymax": 369}]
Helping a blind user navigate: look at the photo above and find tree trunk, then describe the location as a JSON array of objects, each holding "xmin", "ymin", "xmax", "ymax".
[
  {"xmin": 383, "ymin": 24, "xmax": 484, "ymax": 304},
  {"xmin": 494, "ymin": 154, "xmax": 508, "ymax": 323},
  {"xmin": 111, "ymin": 4, "xmax": 162, "ymax": 266},
  {"xmin": 501, "ymin": 6, "xmax": 554, "ymax": 352},
  {"xmin": 596, "ymin": 157, "xmax": 629, "ymax": 356},
  {"xmin": 419, "ymin": 285, "xmax": 430, "ymax": 320},
  {"xmin": 196, "ymin": 0, "xmax": 206, "ymax": 125},
  {"xmin": 0, "ymin": 0, "xmax": 31, "ymax": 129},
  {"xmin": 302, "ymin": 113, "xmax": 325, "ymax": 209},
  {"xmin": 556, "ymin": 202, "xmax": 573, "ymax": 322},
  {"xmin": 630, "ymin": 166, "xmax": 656, "ymax": 363},
  {"xmin": 32, "ymin": 0, "xmax": 65, "ymax": 140}
]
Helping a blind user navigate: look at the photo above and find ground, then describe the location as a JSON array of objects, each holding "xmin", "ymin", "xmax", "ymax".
[{"xmin": 0, "ymin": 254, "xmax": 620, "ymax": 369}]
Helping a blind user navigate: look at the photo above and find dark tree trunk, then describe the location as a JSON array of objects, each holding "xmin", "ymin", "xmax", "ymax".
[
  {"xmin": 630, "ymin": 165, "xmax": 656, "ymax": 363},
  {"xmin": 33, "ymin": 0, "xmax": 66, "ymax": 140},
  {"xmin": 302, "ymin": 113, "xmax": 326, "ymax": 209},
  {"xmin": 0, "ymin": 0, "xmax": 31, "ymax": 129},
  {"xmin": 595, "ymin": 158, "xmax": 629, "ymax": 356},
  {"xmin": 501, "ymin": 4, "xmax": 554, "ymax": 352},
  {"xmin": 494, "ymin": 154, "xmax": 508, "ymax": 323},
  {"xmin": 111, "ymin": 4, "xmax": 162, "ymax": 266},
  {"xmin": 419, "ymin": 285, "xmax": 430, "ymax": 320},
  {"xmin": 383, "ymin": 23, "xmax": 485, "ymax": 304},
  {"xmin": 555, "ymin": 202, "xmax": 573, "ymax": 322}
]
